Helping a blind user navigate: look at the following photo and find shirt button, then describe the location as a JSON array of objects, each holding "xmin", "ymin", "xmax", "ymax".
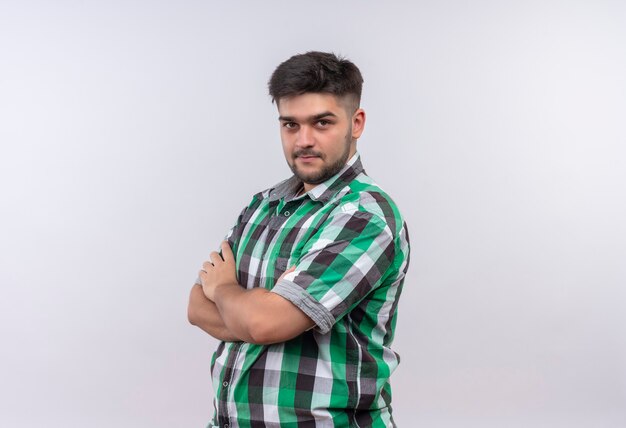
[
  {"xmin": 284, "ymin": 211, "xmax": 290, "ymax": 216},
  {"xmin": 222, "ymin": 381, "xmax": 229, "ymax": 387}
]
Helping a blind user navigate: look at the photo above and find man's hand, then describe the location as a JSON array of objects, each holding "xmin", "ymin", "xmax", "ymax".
[
  {"xmin": 196, "ymin": 241, "xmax": 313, "ymax": 345},
  {"xmin": 199, "ymin": 241, "xmax": 239, "ymax": 301}
]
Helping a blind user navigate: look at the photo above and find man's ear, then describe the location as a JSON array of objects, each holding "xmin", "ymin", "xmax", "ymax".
[{"xmin": 351, "ymin": 108, "xmax": 366, "ymax": 140}]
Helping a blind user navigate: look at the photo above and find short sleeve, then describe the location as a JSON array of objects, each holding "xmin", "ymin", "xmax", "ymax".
[{"xmin": 271, "ymin": 209, "xmax": 396, "ymax": 334}]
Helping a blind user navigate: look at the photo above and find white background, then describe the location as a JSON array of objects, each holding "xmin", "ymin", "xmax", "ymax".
[{"xmin": 1, "ymin": 1, "xmax": 625, "ymax": 427}]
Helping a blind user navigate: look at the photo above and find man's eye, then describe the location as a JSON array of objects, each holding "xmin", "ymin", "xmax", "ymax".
[
  {"xmin": 317, "ymin": 120, "xmax": 331, "ymax": 127},
  {"xmin": 283, "ymin": 122, "xmax": 297, "ymax": 129}
]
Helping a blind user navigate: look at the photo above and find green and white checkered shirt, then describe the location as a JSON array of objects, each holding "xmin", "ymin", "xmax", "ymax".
[{"xmin": 204, "ymin": 152, "xmax": 410, "ymax": 428}]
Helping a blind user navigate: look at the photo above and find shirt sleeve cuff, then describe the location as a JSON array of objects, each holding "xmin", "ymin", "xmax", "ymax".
[{"xmin": 271, "ymin": 279, "xmax": 336, "ymax": 334}]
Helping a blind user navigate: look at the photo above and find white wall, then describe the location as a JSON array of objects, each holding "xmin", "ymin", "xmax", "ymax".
[{"xmin": 1, "ymin": 1, "xmax": 624, "ymax": 427}]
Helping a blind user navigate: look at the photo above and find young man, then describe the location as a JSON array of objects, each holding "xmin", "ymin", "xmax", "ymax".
[{"xmin": 188, "ymin": 51, "xmax": 410, "ymax": 428}]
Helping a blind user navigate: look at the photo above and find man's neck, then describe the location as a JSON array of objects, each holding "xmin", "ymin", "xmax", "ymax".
[{"xmin": 296, "ymin": 184, "xmax": 307, "ymax": 197}]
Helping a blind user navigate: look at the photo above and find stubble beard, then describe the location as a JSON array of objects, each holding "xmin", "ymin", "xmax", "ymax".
[{"xmin": 289, "ymin": 130, "xmax": 353, "ymax": 186}]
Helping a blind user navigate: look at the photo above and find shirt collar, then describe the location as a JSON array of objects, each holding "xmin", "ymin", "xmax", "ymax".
[{"xmin": 269, "ymin": 152, "xmax": 365, "ymax": 203}]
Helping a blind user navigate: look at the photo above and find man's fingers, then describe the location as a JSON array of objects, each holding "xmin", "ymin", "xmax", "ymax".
[
  {"xmin": 209, "ymin": 251, "xmax": 224, "ymax": 265},
  {"xmin": 202, "ymin": 260, "xmax": 214, "ymax": 271},
  {"xmin": 220, "ymin": 241, "xmax": 235, "ymax": 263}
]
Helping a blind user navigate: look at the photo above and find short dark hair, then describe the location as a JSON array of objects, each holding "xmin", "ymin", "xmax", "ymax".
[{"xmin": 268, "ymin": 51, "xmax": 364, "ymax": 112}]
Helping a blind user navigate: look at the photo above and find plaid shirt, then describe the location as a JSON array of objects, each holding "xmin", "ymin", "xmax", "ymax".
[{"xmin": 203, "ymin": 153, "xmax": 410, "ymax": 428}]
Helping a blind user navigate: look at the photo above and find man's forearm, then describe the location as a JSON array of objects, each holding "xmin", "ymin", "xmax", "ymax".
[
  {"xmin": 188, "ymin": 284, "xmax": 241, "ymax": 342},
  {"xmin": 212, "ymin": 282, "xmax": 315, "ymax": 345},
  {"xmin": 211, "ymin": 285, "xmax": 272, "ymax": 343},
  {"xmin": 199, "ymin": 242, "xmax": 314, "ymax": 344}
]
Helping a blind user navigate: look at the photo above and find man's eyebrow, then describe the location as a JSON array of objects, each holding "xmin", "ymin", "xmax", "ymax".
[{"xmin": 278, "ymin": 111, "xmax": 338, "ymax": 122}]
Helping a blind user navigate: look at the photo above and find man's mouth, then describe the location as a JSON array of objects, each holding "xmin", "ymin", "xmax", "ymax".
[
  {"xmin": 296, "ymin": 152, "xmax": 322, "ymax": 159},
  {"xmin": 296, "ymin": 155, "xmax": 321, "ymax": 163}
]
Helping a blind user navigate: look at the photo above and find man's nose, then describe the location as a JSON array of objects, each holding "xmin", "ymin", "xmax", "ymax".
[{"xmin": 296, "ymin": 125, "xmax": 315, "ymax": 147}]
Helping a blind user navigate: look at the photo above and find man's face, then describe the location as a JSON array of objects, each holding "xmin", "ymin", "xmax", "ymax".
[{"xmin": 277, "ymin": 93, "xmax": 365, "ymax": 192}]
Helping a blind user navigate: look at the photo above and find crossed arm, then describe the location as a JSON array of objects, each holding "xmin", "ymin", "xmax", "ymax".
[{"xmin": 187, "ymin": 241, "xmax": 315, "ymax": 345}]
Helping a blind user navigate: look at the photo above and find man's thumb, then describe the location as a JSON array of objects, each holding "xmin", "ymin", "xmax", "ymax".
[{"xmin": 277, "ymin": 266, "xmax": 296, "ymax": 282}]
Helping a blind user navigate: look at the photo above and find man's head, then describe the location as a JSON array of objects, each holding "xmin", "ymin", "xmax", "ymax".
[
  {"xmin": 268, "ymin": 51, "xmax": 364, "ymax": 114},
  {"xmin": 268, "ymin": 52, "xmax": 366, "ymax": 192}
]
